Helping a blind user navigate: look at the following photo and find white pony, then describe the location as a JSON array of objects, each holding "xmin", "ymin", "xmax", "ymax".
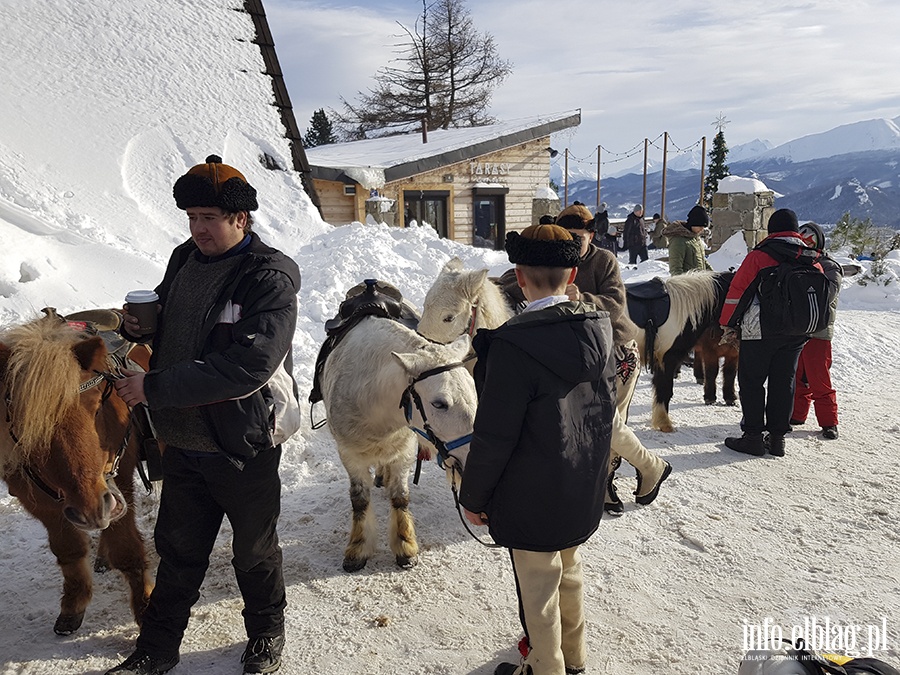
[
  {"xmin": 321, "ymin": 315, "xmax": 476, "ymax": 572},
  {"xmin": 418, "ymin": 257, "xmax": 513, "ymax": 355}
]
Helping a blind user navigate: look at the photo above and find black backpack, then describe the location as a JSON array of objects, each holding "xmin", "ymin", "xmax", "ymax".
[{"xmin": 755, "ymin": 240, "xmax": 838, "ymax": 337}]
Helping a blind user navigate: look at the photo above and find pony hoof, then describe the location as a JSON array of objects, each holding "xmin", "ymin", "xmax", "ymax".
[
  {"xmin": 395, "ymin": 554, "xmax": 418, "ymax": 569},
  {"xmin": 695, "ymin": 378, "xmax": 704, "ymax": 385},
  {"xmin": 704, "ymin": 399, "xmax": 716, "ymax": 406},
  {"xmin": 725, "ymin": 400, "xmax": 737, "ymax": 407},
  {"xmin": 659, "ymin": 424, "xmax": 674, "ymax": 433},
  {"xmin": 54, "ymin": 612, "xmax": 85, "ymax": 636},
  {"xmin": 343, "ymin": 557, "xmax": 368, "ymax": 573}
]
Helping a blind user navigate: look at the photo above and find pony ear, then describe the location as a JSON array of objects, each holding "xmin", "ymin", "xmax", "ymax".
[
  {"xmin": 448, "ymin": 334, "xmax": 471, "ymax": 360},
  {"xmin": 442, "ymin": 257, "xmax": 464, "ymax": 273},
  {"xmin": 71, "ymin": 336, "xmax": 107, "ymax": 372},
  {"xmin": 463, "ymin": 269, "xmax": 489, "ymax": 298},
  {"xmin": 391, "ymin": 351, "xmax": 424, "ymax": 376}
]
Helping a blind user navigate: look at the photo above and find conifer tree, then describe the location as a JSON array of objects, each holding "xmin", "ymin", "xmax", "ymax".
[
  {"xmin": 303, "ymin": 109, "xmax": 337, "ymax": 147},
  {"xmin": 704, "ymin": 115, "xmax": 730, "ymax": 204}
]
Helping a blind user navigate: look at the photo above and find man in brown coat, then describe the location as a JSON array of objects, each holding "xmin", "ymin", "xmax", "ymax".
[{"xmin": 498, "ymin": 204, "xmax": 671, "ymax": 514}]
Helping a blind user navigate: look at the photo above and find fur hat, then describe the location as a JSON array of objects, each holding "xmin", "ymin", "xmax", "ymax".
[
  {"xmin": 173, "ymin": 155, "xmax": 258, "ymax": 212},
  {"xmin": 686, "ymin": 204, "xmax": 709, "ymax": 229},
  {"xmin": 555, "ymin": 203, "xmax": 595, "ymax": 232},
  {"xmin": 538, "ymin": 214, "xmax": 557, "ymax": 225},
  {"xmin": 506, "ymin": 224, "xmax": 582, "ymax": 268},
  {"xmin": 768, "ymin": 208, "xmax": 799, "ymax": 233}
]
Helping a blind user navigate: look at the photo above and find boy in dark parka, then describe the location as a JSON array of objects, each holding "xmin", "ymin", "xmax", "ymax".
[{"xmin": 460, "ymin": 223, "xmax": 616, "ymax": 675}]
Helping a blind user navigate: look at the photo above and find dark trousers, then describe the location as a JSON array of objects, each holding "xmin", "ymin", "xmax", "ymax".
[
  {"xmin": 137, "ymin": 446, "xmax": 286, "ymax": 658},
  {"xmin": 628, "ymin": 245, "xmax": 648, "ymax": 264},
  {"xmin": 738, "ymin": 336, "xmax": 807, "ymax": 437}
]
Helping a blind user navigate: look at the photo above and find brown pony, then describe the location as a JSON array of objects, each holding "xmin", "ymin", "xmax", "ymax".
[
  {"xmin": 692, "ymin": 325, "xmax": 738, "ymax": 406},
  {"xmin": 0, "ymin": 314, "xmax": 151, "ymax": 635}
]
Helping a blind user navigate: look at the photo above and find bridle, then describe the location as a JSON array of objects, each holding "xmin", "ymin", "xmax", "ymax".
[
  {"xmin": 399, "ymin": 361, "xmax": 473, "ymax": 469},
  {"xmin": 465, "ymin": 300, "xmax": 479, "ymax": 337},
  {"xmin": 4, "ymin": 359, "xmax": 133, "ymax": 503},
  {"xmin": 399, "ymin": 360, "xmax": 500, "ymax": 549}
]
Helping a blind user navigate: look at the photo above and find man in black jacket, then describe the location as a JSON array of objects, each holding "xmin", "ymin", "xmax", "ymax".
[
  {"xmin": 461, "ymin": 223, "xmax": 615, "ymax": 675},
  {"xmin": 108, "ymin": 156, "xmax": 301, "ymax": 675},
  {"xmin": 622, "ymin": 204, "xmax": 648, "ymax": 264}
]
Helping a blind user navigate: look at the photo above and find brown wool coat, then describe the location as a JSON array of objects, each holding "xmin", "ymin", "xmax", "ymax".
[{"xmin": 497, "ymin": 244, "xmax": 638, "ymax": 346}]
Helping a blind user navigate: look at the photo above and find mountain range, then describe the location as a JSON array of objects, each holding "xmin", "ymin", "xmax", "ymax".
[{"xmin": 556, "ymin": 116, "xmax": 900, "ymax": 227}]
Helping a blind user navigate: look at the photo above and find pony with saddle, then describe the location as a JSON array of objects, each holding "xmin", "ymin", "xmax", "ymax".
[
  {"xmin": 626, "ymin": 270, "xmax": 735, "ymax": 431},
  {"xmin": 310, "ymin": 280, "xmax": 478, "ymax": 572},
  {"xmin": 0, "ymin": 310, "xmax": 154, "ymax": 635}
]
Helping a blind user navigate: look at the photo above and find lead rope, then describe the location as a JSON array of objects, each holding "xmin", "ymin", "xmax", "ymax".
[{"xmin": 447, "ymin": 463, "xmax": 500, "ymax": 549}]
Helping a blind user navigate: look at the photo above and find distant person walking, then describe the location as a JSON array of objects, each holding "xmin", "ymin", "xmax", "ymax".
[
  {"xmin": 664, "ymin": 205, "xmax": 712, "ymax": 275},
  {"xmin": 623, "ymin": 204, "xmax": 648, "ymax": 264},
  {"xmin": 592, "ymin": 202, "xmax": 617, "ymax": 254},
  {"xmin": 791, "ymin": 221, "xmax": 842, "ymax": 440},
  {"xmin": 649, "ymin": 212, "xmax": 668, "ymax": 249}
]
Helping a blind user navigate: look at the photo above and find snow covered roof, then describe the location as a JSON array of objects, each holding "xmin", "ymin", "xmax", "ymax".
[{"xmin": 306, "ymin": 110, "xmax": 581, "ymax": 187}]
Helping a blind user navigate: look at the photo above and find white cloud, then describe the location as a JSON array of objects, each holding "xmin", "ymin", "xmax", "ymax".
[{"xmin": 268, "ymin": 0, "xmax": 900, "ymax": 163}]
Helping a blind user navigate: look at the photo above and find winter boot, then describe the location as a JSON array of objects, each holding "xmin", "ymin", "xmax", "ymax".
[
  {"xmin": 766, "ymin": 434, "xmax": 785, "ymax": 457},
  {"xmin": 724, "ymin": 433, "xmax": 765, "ymax": 456},
  {"xmin": 241, "ymin": 635, "xmax": 284, "ymax": 674},
  {"xmin": 105, "ymin": 650, "xmax": 179, "ymax": 675},
  {"xmin": 634, "ymin": 461, "xmax": 672, "ymax": 505},
  {"xmin": 494, "ymin": 663, "xmax": 531, "ymax": 675},
  {"xmin": 605, "ymin": 472, "xmax": 624, "ymax": 515},
  {"xmin": 822, "ymin": 426, "xmax": 839, "ymax": 440},
  {"xmin": 605, "ymin": 455, "xmax": 624, "ymax": 515}
]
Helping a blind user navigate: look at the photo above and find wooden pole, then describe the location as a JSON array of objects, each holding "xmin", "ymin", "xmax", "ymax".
[
  {"xmin": 642, "ymin": 138, "xmax": 648, "ymax": 212},
  {"xmin": 660, "ymin": 132, "xmax": 669, "ymax": 220},
  {"xmin": 422, "ymin": 118, "xmax": 428, "ymax": 144},
  {"xmin": 564, "ymin": 149, "xmax": 569, "ymax": 208},
  {"xmin": 596, "ymin": 145, "xmax": 601, "ymax": 208},
  {"xmin": 699, "ymin": 135, "xmax": 708, "ymax": 206}
]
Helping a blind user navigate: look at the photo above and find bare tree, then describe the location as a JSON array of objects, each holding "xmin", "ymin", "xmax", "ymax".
[{"xmin": 336, "ymin": 0, "xmax": 511, "ymax": 138}]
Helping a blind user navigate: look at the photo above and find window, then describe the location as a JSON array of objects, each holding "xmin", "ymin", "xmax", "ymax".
[{"xmin": 403, "ymin": 190, "xmax": 449, "ymax": 238}]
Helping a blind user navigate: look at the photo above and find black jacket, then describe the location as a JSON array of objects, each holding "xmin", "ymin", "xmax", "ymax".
[
  {"xmin": 459, "ymin": 302, "xmax": 615, "ymax": 551},
  {"xmin": 623, "ymin": 212, "xmax": 647, "ymax": 249},
  {"xmin": 143, "ymin": 233, "xmax": 301, "ymax": 466}
]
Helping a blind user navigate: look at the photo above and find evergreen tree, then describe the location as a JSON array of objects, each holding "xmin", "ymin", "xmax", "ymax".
[
  {"xmin": 303, "ymin": 109, "xmax": 337, "ymax": 147},
  {"xmin": 336, "ymin": 0, "xmax": 512, "ymax": 137},
  {"xmin": 704, "ymin": 116, "xmax": 730, "ymax": 204}
]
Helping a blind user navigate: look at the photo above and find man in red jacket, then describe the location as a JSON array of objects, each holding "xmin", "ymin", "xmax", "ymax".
[{"xmin": 719, "ymin": 208, "xmax": 819, "ymax": 457}]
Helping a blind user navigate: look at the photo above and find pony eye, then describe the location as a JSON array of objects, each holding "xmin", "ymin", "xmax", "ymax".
[
  {"xmin": 442, "ymin": 315, "xmax": 455, "ymax": 323},
  {"xmin": 431, "ymin": 399, "xmax": 449, "ymax": 411}
]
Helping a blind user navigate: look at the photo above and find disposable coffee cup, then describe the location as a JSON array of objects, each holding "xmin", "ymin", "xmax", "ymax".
[{"xmin": 125, "ymin": 290, "xmax": 160, "ymax": 336}]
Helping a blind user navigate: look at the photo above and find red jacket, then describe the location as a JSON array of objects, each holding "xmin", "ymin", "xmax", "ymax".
[{"xmin": 719, "ymin": 231, "xmax": 822, "ymax": 329}]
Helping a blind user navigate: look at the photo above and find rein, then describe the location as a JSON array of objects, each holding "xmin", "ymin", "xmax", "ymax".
[
  {"xmin": 4, "ymin": 358, "xmax": 139, "ymax": 503},
  {"xmin": 400, "ymin": 361, "xmax": 473, "ymax": 484}
]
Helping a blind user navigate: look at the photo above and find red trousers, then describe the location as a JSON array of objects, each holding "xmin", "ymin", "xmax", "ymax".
[{"xmin": 792, "ymin": 338, "xmax": 838, "ymax": 427}]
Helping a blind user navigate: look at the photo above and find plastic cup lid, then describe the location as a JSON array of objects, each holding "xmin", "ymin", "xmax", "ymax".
[{"xmin": 126, "ymin": 290, "xmax": 159, "ymax": 303}]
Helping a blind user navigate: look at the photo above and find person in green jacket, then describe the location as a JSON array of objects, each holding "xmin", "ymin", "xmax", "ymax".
[{"xmin": 663, "ymin": 204, "xmax": 712, "ymax": 275}]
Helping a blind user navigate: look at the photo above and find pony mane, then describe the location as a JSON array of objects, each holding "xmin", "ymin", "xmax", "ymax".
[
  {"xmin": 663, "ymin": 271, "xmax": 721, "ymax": 331},
  {"xmin": 1, "ymin": 316, "xmax": 85, "ymax": 470}
]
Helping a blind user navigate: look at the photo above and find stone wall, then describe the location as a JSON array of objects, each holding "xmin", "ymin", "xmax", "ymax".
[{"xmin": 709, "ymin": 190, "xmax": 776, "ymax": 251}]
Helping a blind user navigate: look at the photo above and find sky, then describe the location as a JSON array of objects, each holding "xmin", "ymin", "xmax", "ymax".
[
  {"xmin": 2, "ymin": 1, "xmax": 900, "ymax": 673},
  {"xmin": 267, "ymin": 0, "xmax": 900, "ymax": 174}
]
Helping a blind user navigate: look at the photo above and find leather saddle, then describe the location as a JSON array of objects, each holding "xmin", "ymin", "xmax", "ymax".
[
  {"xmin": 625, "ymin": 278, "xmax": 670, "ymax": 329},
  {"xmin": 310, "ymin": 280, "xmax": 419, "ymax": 409}
]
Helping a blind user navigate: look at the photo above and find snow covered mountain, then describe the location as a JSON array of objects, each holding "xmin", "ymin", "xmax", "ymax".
[{"xmin": 562, "ymin": 117, "xmax": 900, "ymax": 226}]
